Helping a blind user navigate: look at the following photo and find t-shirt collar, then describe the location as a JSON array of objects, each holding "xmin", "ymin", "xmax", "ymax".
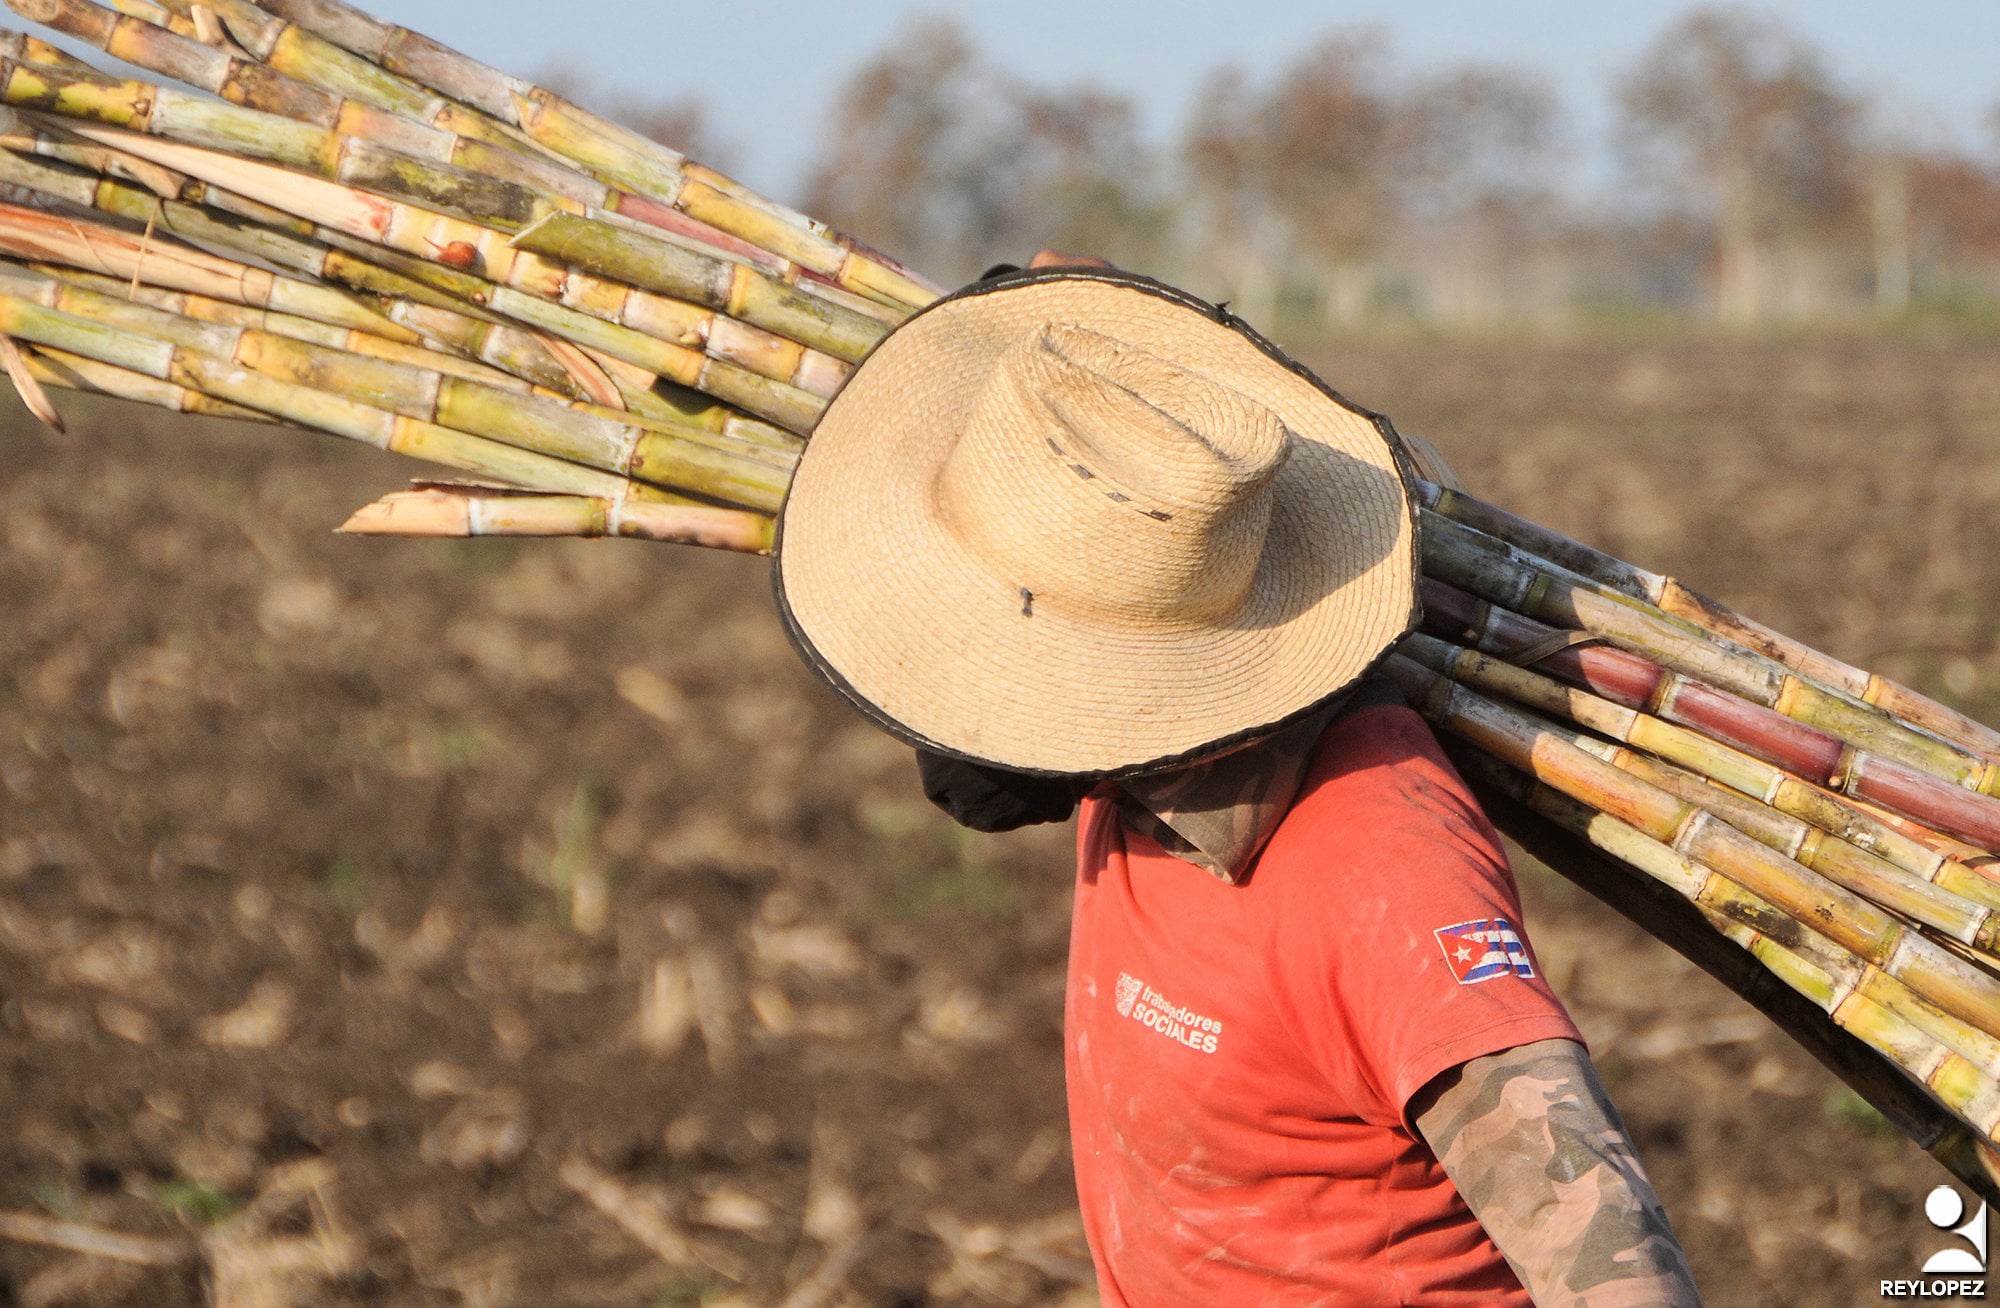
[{"xmin": 1113, "ymin": 703, "xmax": 1339, "ymax": 884}]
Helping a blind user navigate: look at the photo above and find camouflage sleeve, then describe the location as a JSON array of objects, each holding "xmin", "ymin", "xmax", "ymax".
[{"xmin": 1411, "ymin": 1037, "xmax": 1703, "ymax": 1307}]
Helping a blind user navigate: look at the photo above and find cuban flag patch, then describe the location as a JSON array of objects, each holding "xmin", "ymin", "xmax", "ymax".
[{"xmin": 1435, "ymin": 918, "xmax": 1535, "ymax": 984}]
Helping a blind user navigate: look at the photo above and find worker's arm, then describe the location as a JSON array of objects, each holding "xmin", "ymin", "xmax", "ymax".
[{"xmin": 1411, "ymin": 1037, "xmax": 1703, "ymax": 1307}]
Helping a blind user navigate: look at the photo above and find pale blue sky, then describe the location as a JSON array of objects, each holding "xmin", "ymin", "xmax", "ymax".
[
  {"xmin": 38, "ymin": 2, "xmax": 2000, "ymax": 202},
  {"xmin": 334, "ymin": 1, "xmax": 2000, "ymax": 205}
]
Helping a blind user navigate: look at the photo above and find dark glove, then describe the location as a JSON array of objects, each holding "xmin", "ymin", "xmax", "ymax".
[{"xmin": 916, "ymin": 750, "xmax": 1085, "ymax": 832}]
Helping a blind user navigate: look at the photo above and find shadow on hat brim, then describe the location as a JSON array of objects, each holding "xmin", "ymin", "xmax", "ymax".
[{"xmin": 774, "ymin": 268, "xmax": 1424, "ymax": 779}]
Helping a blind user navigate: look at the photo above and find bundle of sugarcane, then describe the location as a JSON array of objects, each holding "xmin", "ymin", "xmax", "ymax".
[
  {"xmin": 0, "ymin": 0, "xmax": 941, "ymax": 550},
  {"xmin": 1397, "ymin": 485, "xmax": 2000, "ymax": 1200},
  {"xmin": 4, "ymin": 0, "xmax": 2000, "ymax": 1206}
]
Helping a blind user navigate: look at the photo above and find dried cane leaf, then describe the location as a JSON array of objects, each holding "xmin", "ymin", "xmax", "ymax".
[
  {"xmin": 0, "ymin": 334, "xmax": 62, "ymax": 432},
  {"xmin": 535, "ymin": 331, "xmax": 624, "ymax": 409}
]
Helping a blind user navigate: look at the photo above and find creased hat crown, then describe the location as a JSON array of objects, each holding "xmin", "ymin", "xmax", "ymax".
[{"xmin": 938, "ymin": 323, "xmax": 1292, "ymax": 624}]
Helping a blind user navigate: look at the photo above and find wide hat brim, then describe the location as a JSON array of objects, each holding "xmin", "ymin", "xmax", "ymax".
[{"xmin": 775, "ymin": 269, "xmax": 1422, "ymax": 778}]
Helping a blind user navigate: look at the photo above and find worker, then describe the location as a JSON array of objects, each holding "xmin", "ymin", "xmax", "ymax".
[{"xmin": 774, "ymin": 256, "xmax": 1701, "ymax": 1306}]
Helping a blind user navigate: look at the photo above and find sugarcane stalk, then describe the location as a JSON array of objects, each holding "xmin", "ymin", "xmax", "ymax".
[
  {"xmin": 241, "ymin": 0, "xmax": 943, "ymax": 309},
  {"xmin": 25, "ymin": 337, "xmax": 268, "ymax": 418},
  {"xmin": 1401, "ymin": 631, "xmax": 2000, "ymax": 950},
  {"xmin": 242, "ymin": 0, "xmax": 868, "ymax": 294},
  {"xmin": 0, "ymin": 25, "xmax": 888, "ymax": 391},
  {"xmin": 0, "ymin": 25, "xmax": 108, "ymax": 78},
  {"xmin": 592, "ymin": 371, "xmax": 802, "ymax": 461},
  {"xmin": 0, "ymin": 102, "xmax": 184, "ymax": 195},
  {"xmin": 1388, "ymin": 653, "xmax": 2000, "ymax": 1041},
  {"xmin": 1416, "ymin": 481, "xmax": 1662, "ymax": 601},
  {"xmin": 0, "ymin": 273, "xmax": 796, "ymax": 509},
  {"xmin": 54, "ymin": 123, "xmax": 838, "ymax": 428},
  {"xmin": 20, "ymin": 0, "xmax": 938, "ymax": 314},
  {"xmin": 0, "ymin": 52, "xmax": 586, "ymax": 263},
  {"xmin": 423, "ymin": 376, "xmax": 792, "ymax": 512},
  {"xmin": 1843, "ymin": 795, "xmax": 2000, "ymax": 876},
  {"xmin": 1716, "ymin": 912, "xmax": 2000, "ymax": 1118},
  {"xmin": 6, "ymin": 256, "xmax": 429, "ymax": 369},
  {"xmin": 375, "ymin": 297, "xmax": 601, "ymax": 398},
  {"xmin": 1419, "ymin": 576, "xmax": 1846, "ymax": 782},
  {"xmin": 1460, "ymin": 749, "xmax": 2000, "ymax": 1205},
  {"xmin": 112, "ymin": 0, "xmax": 910, "ymax": 334},
  {"xmin": 1592, "ymin": 745, "xmax": 2000, "ymax": 917},
  {"xmin": 1468, "ymin": 749, "xmax": 2000, "ymax": 1163},
  {"xmin": 0, "ymin": 153, "xmax": 676, "ymax": 404},
  {"xmin": 1418, "ymin": 573, "xmax": 2000, "ymax": 861},
  {"xmin": 0, "ymin": 194, "xmax": 415, "ymax": 339},
  {"xmin": 0, "ymin": 54, "xmax": 332, "ymax": 165},
  {"xmin": 16, "ymin": 0, "xmax": 630, "ymax": 205},
  {"xmin": 100, "ymin": 278, "xmax": 544, "ymax": 393},
  {"xmin": 103, "ymin": 0, "xmax": 458, "ymax": 125},
  {"xmin": 1521, "ymin": 763, "xmax": 2000, "ymax": 1148},
  {"xmin": 1467, "ymin": 749, "xmax": 2000, "ymax": 1142},
  {"xmin": 185, "ymin": 0, "xmax": 552, "ymax": 155},
  {"xmin": 1419, "ymin": 477, "xmax": 2000, "ymax": 760},
  {"xmin": 232, "ymin": 0, "xmax": 556, "ymax": 134},
  {"xmin": 1402, "ymin": 619, "xmax": 1992, "ymax": 898},
  {"xmin": 337, "ymin": 486, "xmax": 772, "ymax": 554},
  {"xmin": 509, "ymin": 212, "xmax": 888, "ymax": 366},
  {"xmin": 10, "ymin": 79, "xmax": 577, "ymax": 233},
  {"xmin": 1418, "ymin": 479, "xmax": 2000, "ymax": 763},
  {"xmin": 1705, "ymin": 891, "xmax": 2000, "ymax": 1092},
  {"xmin": 0, "ymin": 287, "xmax": 710, "ymax": 500},
  {"xmin": 1557, "ymin": 771, "xmax": 2000, "ymax": 1122},
  {"xmin": 1846, "ymin": 755, "xmax": 2000, "ymax": 855},
  {"xmin": 1422, "ymin": 511, "xmax": 2000, "ymax": 808},
  {"xmin": 39, "ymin": 0, "xmax": 898, "ymax": 333},
  {"xmin": 1417, "ymin": 589, "xmax": 1932, "ymax": 872},
  {"xmin": 11, "ymin": 0, "xmax": 337, "ymax": 122}
]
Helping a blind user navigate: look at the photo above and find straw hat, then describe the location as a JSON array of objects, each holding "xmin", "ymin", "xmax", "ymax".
[{"xmin": 775, "ymin": 269, "xmax": 1421, "ymax": 777}]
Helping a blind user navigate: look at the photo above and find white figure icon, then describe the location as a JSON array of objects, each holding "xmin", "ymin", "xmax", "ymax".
[{"xmin": 1921, "ymin": 1185, "xmax": 1988, "ymax": 1274}]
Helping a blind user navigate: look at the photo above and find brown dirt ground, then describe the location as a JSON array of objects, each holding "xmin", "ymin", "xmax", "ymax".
[{"xmin": 4, "ymin": 335, "xmax": 2000, "ymax": 1306}]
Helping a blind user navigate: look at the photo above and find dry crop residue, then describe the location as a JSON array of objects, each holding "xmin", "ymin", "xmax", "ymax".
[{"xmin": 4, "ymin": 336, "xmax": 2000, "ymax": 1305}]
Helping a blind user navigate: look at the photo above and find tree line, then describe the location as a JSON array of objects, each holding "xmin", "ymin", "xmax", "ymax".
[
  {"xmin": 781, "ymin": 6, "xmax": 2000, "ymax": 333},
  {"xmin": 796, "ymin": 7, "xmax": 2000, "ymax": 334}
]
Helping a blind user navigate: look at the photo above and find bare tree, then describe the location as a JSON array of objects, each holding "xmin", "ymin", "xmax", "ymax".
[
  {"xmin": 803, "ymin": 18, "xmax": 1004, "ymax": 279},
  {"xmin": 1008, "ymin": 85, "xmax": 1166, "ymax": 272},
  {"xmin": 1869, "ymin": 150, "xmax": 1912, "ymax": 315},
  {"xmin": 1401, "ymin": 65, "xmax": 1564, "ymax": 220},
  {"xmin": 1617, "ymin": 7, "xmax": 1861, "ymax": 324},
  {"xmin": 1260, "ymin": 32, "xmax": 1400, "ymax": 324},
  {"xmin": 1396, "ymin": 64, "xmax": 1568, "ymax": 321},
  {"xmin": 1181, "ymin": 64, "xmax": 1275, "ymax": 314},
  {"xmin": 1906, "ymin": 151, "xmax": 2000, "ymax": 299},
  {"xmin": 804, "ymin": 17, "xmax": 1163, "ymax": 284},
  {"xmin": 1179, "ymin": 32, "xmax": 1404, "ymax": 327},
  {"xmin": 1860, "ymin": 97, "xmax": 2000, "ymax": 317}
]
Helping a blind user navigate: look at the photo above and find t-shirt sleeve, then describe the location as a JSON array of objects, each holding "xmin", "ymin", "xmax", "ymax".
[{"xmin": 1264, "ymin": 706, "xmax": 1584, "ymax": 1129}]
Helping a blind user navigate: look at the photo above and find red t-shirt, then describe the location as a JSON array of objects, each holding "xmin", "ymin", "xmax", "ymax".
[{"xmin": 1066, "ymin": 704, "xmax": 1583, "ymax": 1306}]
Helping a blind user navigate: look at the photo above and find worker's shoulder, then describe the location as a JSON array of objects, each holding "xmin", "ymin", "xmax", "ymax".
[
  {"xmin": 1303, "ymin": 693, "xmax": 1459, "ymax": 794},
  {"xmin": 1281, "ymin": 697, "xmax": 1495, "ymax": 850}
]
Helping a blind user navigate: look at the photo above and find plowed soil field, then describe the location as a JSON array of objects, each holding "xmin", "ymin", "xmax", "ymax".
[{"xmin": 4, "ymin": 335, "xmax": 2000, "ymax": 1306}]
